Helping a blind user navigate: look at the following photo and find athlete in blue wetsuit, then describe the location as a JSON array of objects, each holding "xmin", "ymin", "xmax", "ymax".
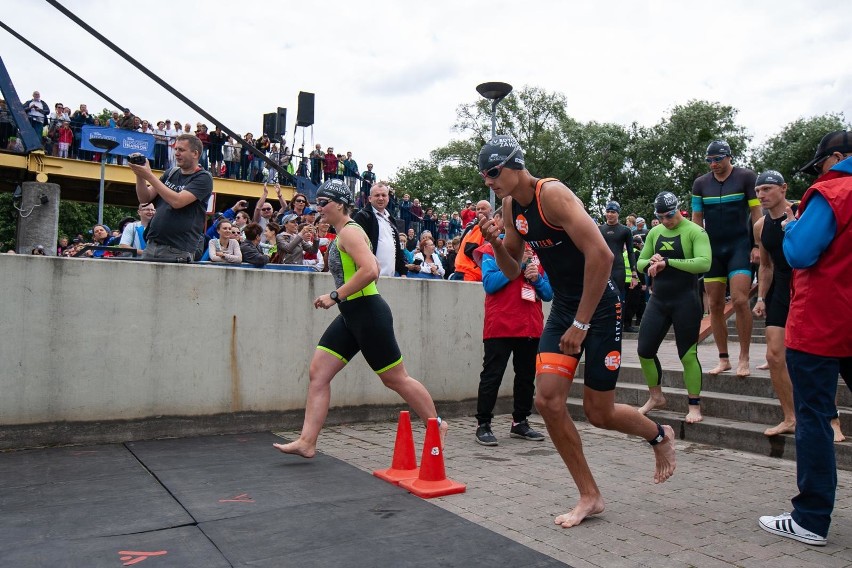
[
  {"xmin": 477, "ymin": 135, "xmax": 676, "ymax": 530},
  {"xmin": 691, "ymin": 140, "xmax": 761, "ymax": 377}
]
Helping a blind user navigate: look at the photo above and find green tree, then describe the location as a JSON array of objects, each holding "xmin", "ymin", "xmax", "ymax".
[{"xmin": 750, "ymin": 112, "xmax": 849, "ymax": 200}]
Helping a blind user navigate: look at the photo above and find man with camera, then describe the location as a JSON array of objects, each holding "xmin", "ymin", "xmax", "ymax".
[{"xmin": 129, "ymin": 134, "xmax": 213, "ymax": 262}]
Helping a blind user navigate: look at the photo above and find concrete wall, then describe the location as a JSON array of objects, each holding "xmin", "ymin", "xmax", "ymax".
[{"xmin": 0, "ymin": 256, "xmax": 528, "ymax": 448}]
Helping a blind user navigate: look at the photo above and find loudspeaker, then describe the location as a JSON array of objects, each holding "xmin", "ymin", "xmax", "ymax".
[
  {"xmin": 262, "ymin": 113, "xmax": 276, "ymax": 138},
  {"xmin": 297, "ymin": 92, "xmax": 315, "ymax": 127},
  {"xmin": 276, "ymin": 107, "xmax": 287, "ymax": 138}
]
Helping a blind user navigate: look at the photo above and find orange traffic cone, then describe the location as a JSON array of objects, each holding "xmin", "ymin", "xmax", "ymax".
[
  {"xmin": 399, "ymin": 417, "xmax": 466, "ymax": 498},
  {"xmin": 373, "ymin": 411, "xmax": 419, "ymax": 485}
]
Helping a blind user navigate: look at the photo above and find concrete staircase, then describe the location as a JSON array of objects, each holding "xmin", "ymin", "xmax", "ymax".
[
  {"xmin": 623, "ymin": 310, "xmax": 767, "ymax": 344},
  {"xmin": 568, "ymin": 358, "xmax": 852, "ymax": 471}
]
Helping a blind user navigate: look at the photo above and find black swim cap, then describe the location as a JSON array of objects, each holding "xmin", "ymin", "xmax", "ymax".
[
  {"xmin": 755, "ymin": 170, "xmax": 785, "ymax": 186},
  {"xmin": 478, "ymin": 135, "xmax": 525, "ymax": 172},
  {"xmin": 605, "ymin": 200, "xmax": 621, "ymax": 213},
  {"xmin": 654, "ymin": 191, "xmax": 679, "ymax": 214},
  {"xmin": 316, "ymin": 178, "xmax": 353, "ymax": 206},
  {"xmin": 706, "ymin": 140, "xmax": 731, "ymax": 156}
]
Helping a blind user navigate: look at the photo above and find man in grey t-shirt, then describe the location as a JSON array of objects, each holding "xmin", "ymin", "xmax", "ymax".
[{"xmin": 130, "ymin": 134, "xmax": 213, "ymax": 261}]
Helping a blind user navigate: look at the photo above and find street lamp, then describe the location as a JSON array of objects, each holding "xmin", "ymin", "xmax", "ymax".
[
  {"xmin": 89, "ymin": 138, "xmax": 120, "ymax": 225},
  {"xmin": 476, "ymin": 82, "xmax": 513, "ymax": 208}
]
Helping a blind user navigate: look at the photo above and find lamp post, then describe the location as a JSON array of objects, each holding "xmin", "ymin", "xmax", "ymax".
[
  {"xmin": 89, "ymin": 138, "xmax": 120, "ymax": 225},
  {"xmin": 476, "ymin": 82, "xmax": 513, "ymax": 209}
]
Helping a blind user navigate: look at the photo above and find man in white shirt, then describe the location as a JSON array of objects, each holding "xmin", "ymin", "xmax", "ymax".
[
  {"xmin": 353, "ymin": 183, "xmax": 408, "ymax": 277},
  {"xmin": 119, "ymin": 202, "xmax": 156, "ymax": 255}
]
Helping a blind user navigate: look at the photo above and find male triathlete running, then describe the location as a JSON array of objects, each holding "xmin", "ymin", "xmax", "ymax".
[
  {"xmin": 599, "ymin": 200, "xmax": 638, "ymax": 307},
  {"xmin": 478, "ymin": 135, "xmax": 676, "ymax": 529},
  {"xmin": 692, "ymin": 140, "xmax": 761, "ymax": 377},
  {"xmin": 636, "ymin": 192, "xmax": 711, "ymax": 423}
]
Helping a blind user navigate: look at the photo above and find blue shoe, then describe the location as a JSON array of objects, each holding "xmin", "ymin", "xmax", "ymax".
[{"xmin": 510, "ymin": 420, "xmax": 545, "ymax": 441}]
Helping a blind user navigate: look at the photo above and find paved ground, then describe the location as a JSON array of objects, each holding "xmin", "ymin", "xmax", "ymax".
[{"xmin": 275, "ymin": 339, "xmax": 852, "ymax": 568}]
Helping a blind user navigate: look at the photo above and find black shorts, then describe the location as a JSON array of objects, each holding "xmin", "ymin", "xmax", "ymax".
[
  {"xmin": 705, "ymin": 239, "xmax": 752, "ymax": 282},
  {"xmin": 317, "ymin": 294, "xmax": 403, "ymax": 373},
  {"xmin": 538, "ymin": 284, "xmax": 622, "ymax": 391},
  {"xmin": 765, "ymin": 274, "xmax": 790, "ymax": 328}
]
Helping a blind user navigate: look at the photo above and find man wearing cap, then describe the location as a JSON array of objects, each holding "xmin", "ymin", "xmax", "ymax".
[
  {"xmin": 759, "ymin": 131, "xmax": 852, "ymax": 547},
  {"xmin": 750, "ymin": 170, "xmax": 797, "ymax": 437},
  {"xmin": 479, "ymin": 135, "xmax": 676, "ymax": 529},
  {"xmin": 634, "ymin": 217, "xmax": 648, "ymax": 239},
  {"xmin": 460, "ymin": 200, "xmax": 476, "ymax": 228},
  {"xmin": 598, "ymin": 200, "xmax": 638, "ymax": 311},
  {"xmin": 692, "ymin": 139, "xmax": 760, "ymax": 377},
  {"xmin": 129, "ymin": 134, "xmax": 213, "ymax": 262},
  {"xmin": 118, "ymin": 108, "xmax": 135, "ymax": 130},
  {"xmin": 636, "ymin": 192, "xmax": 711, "ymax": 424},
  {"xmin": 353, "ymin": 182, "xmax": 408, "ymax": 277}
]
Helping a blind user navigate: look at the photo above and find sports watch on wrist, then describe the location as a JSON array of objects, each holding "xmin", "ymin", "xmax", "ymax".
[{"xmin": 330, "ymin": 290, "xmax": 342, "ymax": 304}]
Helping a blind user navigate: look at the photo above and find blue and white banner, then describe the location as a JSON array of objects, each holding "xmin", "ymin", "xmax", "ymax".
[{"xmin": 80, "ymin": 126, "xmax": 155, "ymax": 158}]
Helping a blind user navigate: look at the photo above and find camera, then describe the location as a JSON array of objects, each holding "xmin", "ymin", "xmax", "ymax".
[{"xmin": 128, "ymin": 154, "xmax": 147, "ymax": 165}]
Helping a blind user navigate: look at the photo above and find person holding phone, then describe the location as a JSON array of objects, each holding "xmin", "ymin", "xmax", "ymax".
[{"xmin": 453, "ymin": 200, "xmax": 492, "ymax": 281}]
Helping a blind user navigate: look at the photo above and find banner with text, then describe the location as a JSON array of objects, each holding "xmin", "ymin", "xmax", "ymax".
[{"xmin": 80, "ymin": 126, "xmax": 155, "ymax": 158}]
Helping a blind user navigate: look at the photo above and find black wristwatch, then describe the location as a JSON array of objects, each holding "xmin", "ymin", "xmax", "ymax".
[{"xmin": 330, "ymin": 290, "xmax": 342, "ymax": 304}]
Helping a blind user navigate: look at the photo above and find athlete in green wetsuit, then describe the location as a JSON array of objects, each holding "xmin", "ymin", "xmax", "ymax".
[
  {"xmin": 637, "ymin": 192, "xmax": 711, "ymax": 424},
  {"xmin": 691, "ymin": 140, "xmax": 761, "ymax": 377},
  {"xmin": 274, "ymin": 179, "xmax": 445, "ymax": 458}
]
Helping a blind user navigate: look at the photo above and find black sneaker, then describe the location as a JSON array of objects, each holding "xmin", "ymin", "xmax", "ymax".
[
  {"xmin": 510, "ymin": 420, "xmax": 545, "ymax": 441},
  {"xmin": 475, "ymin": 424, "xmax": 498, "ymax": 446}
]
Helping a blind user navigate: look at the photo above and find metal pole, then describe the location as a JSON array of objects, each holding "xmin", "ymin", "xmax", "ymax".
[
  {"xmin": 98, "ymin": 156, "xmax": 106, "ymax": 225},
  {"xmin": 489, "ymin": 100, "xmax": 498, "ymax": 209}
]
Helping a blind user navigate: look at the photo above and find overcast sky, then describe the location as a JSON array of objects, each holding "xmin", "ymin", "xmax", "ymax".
[{"xmin": 2, "ymin": 1, "xmax": 850, "ymax": 180}]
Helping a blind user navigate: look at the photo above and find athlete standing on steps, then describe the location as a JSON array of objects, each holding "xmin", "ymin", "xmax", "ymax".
[
  {"xmin": 478, "ymin": 135, "xmax": 676, "ymax": 529},
  {"xmin": 599, "ymin": 201, "xmax": 638, "ymax": 309},
  {"xmin": 751, "ymin": 170, "xmax": 797, "ymax": 437},
  {"xmin": 636, "ymin": 192, "xmax": 711, "ymax": 424},
  {"xmin": 692, "ymin": 140, "xmax": 760, "ymax": 377},
  {"xmin": 273, "ymin": 179, "xmax": 446, "ymax": 458}
]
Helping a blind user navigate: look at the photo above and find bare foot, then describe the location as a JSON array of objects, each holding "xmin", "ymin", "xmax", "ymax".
[
  {"xmin": 638, "ymin": 395, "xmax": 667, "ymax": 416},
  {"xmin": 554, "ymin": 495, "xmax": 606, "ymax": 528},
  {"xmin": 708, "ymin": 359, "xmax": 732, "ymax": 375},
  {"xmin": 652, "ymin": 424, "xmax": 677, "ymax": 484},
  {"xmin": 272, "ymin": 440, "xmax": 316, "ymax": 458},
  {"xmin": 439, "ymin": 418, "xmax": 449, "ymax": 447},
  {"xmin": 764, "ymin": 421, "xmax": 795, "ymax": 436},
  {"xmin": 756, "ymin": 362, "xmax": 769, "ymax": 370},
  {"xmin": 685, "ymin": 406, "xmax": 703, "ymax": 424},
  {"xmin": 736, "ymin": 359, "xmax": 750, "ymax": 377},
  {"xmin": 832, "ymin": 418, "xmax": 845, "ymax": 443}
]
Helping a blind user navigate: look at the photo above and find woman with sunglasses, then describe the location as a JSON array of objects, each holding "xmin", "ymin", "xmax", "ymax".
[
  {"xmin": 635, "ymin": 192, "xmax": 711, "ymax": 425},
  {"xmin": 273, "ymin": 179, "xmax": 445, "ymax": 458}
]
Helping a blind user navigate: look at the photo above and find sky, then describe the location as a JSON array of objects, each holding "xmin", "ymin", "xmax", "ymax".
[{"xmin": 2, "ymin": 1, "xmax": 850, "ymax": 181}]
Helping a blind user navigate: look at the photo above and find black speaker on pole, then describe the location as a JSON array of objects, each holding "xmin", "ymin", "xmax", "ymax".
[
  {"xmin": 262, "ymin": 112, "xmax": 276, "ymax": 138},
  {"xmin": 296, "ymin": 92, "xmax": 315, "ymax": 127},
  {"xmin": 276, "ymin": 107, "xmax": 287, "ymax": 139}
]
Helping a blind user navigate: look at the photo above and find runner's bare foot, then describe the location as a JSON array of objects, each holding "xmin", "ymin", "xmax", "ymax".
[
  {"xmin": 736, "ymin": 359, "xmax": 750, "ymax": 377},
  {"xmin": 273, "ymin": 440, "xmax": 316, "ymax": 458},
  {"xmin": 832, "ymin": 418, "xmax": 845, "ymax": 443},
  {"xmin": 554, "ymin": 495, "xmax": 606, "ymax": 528},
  {"xmin": 685, "ymin": 406, "xmax": 703, "ymax": 424},
  {"xmin": 638, "ymin": 395, "xmax": 667, "ymax": 415},
  {"xmin": 708, "ymin": 359, "xmax": 731, "ymax": 375},
  {"xmin": 652, "ymin": 424, "xmax": 677, "ymax": 484},
  {"xmin": 756, "ymin": 362, "xmax": 769, "ymax": 370},
  {"xmin": 764, "ymin": 421, "xmax": 795, "ymax": 436},
  {"xmin": 439, "ymin": 418, "xmax": 449, "ymax": 447}
]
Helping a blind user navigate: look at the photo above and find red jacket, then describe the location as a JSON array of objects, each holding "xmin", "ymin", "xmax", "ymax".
[
  {"xmin": 786, "ymin": 169, "xmax": 852, "ymax": 357},
  {"xmin": 460, "ymin": 208, "xmax": 476, "ymax": 227},
  {"xmin": 475, "ymin": 242, "xmax": 545, "ymax": 339}
]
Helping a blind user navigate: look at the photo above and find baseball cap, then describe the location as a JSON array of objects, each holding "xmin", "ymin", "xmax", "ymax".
[
  {"xmin": 654, "ymin": 191, "xmax": 679, "ymax": 214},
  {"xmin": 755, "ymin": 170, "xmax": 786, "ymax": 186},
  {"xmin": 636, "ymin": 217, "xmax": 646, "ymax": 225},
  {"xmin": 316, "ymin": 178, "xmax": 354, "ymax": 206},
  {"xmin": 281, "ymin": 213, "xmax": 299, "ymax": 224},
  {"xmin": 478, "ymin": 135, "xmax": 525, "ymax": 172},
  {"xmin": 605, "ymin": 200, "xmax": 621, "ymax": 213},
  {"xmin": 303, "ymin": 207, "xmax": 316, "ymax": 215},
  {"xmin": 706, "ymin": 140, "xmax": 731, "ymax": 156},
  {"xmin": 797, "ymin": 130, "xmax": 852, "ymax": 175}
]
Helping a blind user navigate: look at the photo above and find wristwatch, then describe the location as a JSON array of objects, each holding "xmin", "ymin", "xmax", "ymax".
[
  {"xmin": 330, "ymin": 290, "xmax": 342, "ymax": 304},
  {"xmin": 572, "ymin": 320, "xmax": 591, "ymax": 332}
]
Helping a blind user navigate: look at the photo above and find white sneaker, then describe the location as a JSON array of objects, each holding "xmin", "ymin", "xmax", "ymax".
[{"xmin": 758, "ymin": 512, "xmax": 827, "ymax": 546}]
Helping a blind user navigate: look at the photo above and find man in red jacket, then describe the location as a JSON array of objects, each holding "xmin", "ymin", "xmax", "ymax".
[
  {"xmin": 472, "ymin": 209, "xmax": 552, "ymax": 445},
  {"xmin": 759, "ymin": 130, "xmax": 852, "ymax": 547}
]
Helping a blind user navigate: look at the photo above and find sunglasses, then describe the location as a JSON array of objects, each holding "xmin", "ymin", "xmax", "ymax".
[
  {"xmin": 655, "ymin": 210, "xmax": 677, "ymax": 220},
  {"xmin": 315, "ymin": 198, "xmax": 331, "ymax": 207},
  {"xmin": 261, "ymin": 207, "xmax": 273, "ymax": 211},
  {"xmin": 293, "ymin": 199, "xmax": 306, "ymax": 203},
  {"xmin": 705, "ymin": 155, "xmax": 727, "ymax": 164},
  {"xmin": 480, "ymin": 147, "xmax": 520, "ymax": 180}
]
